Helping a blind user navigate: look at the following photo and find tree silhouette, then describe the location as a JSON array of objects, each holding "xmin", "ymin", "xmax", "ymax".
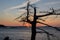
[{"xmin": 15, "ymin": 1, "xmax": 60, "ymax": 40}]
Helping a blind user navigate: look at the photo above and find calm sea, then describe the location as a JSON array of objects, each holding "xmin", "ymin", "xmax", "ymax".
[{"xmin": 0, "ymin": 27, "xmax": 60, "ymax": 40}]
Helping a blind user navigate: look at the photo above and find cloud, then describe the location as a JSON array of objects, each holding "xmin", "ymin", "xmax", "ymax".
[
  {"xmin": 5, "ymin": 0, "xmax": 40, "ymax": 11},
  {"xmin": 29, "ymin": 0, "xmax": 40, "ymax": 4},
  {"xmin": 3, "ymin": 0, "xmax": 40, "ymax": 20}
]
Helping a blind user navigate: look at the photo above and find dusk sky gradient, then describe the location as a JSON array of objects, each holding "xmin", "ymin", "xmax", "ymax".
[{"xmin": 0, "ymin": 0, "xmax": 60, "ymax": 27}]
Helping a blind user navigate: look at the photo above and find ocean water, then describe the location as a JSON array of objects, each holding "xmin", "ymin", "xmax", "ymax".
[{"xmin": 0, "ymin": 27, "xmax": 60, "ymax": 40}]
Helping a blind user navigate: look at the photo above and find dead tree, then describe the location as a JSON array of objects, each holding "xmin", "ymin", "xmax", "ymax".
[{"xmin": 15, "ymin": 1, "xmax": 60, "ymax": 40}]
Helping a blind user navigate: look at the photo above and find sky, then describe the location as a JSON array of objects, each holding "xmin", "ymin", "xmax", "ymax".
[{"xmin": 0, "ymin": 0, "xmax": 60, "ymax": 27}]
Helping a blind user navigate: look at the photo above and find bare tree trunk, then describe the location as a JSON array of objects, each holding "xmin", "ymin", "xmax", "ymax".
[
  {"xmin": 31, "ymin": 22, "xmax": 36, "ymax": 40},
  {"xmin": 31, "ymin": 7, "xmax": 36, "ymax": 40}
]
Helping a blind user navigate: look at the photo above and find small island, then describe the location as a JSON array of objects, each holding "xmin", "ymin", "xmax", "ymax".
[{"xmin": 0, "ymin": 24, "xmax": 6, "ymax": 28}]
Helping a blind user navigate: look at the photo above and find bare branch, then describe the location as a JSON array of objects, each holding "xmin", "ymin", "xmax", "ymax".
[
  {"xmin": 37, "ymin": 21, "xmax": 60, "ymax": 31},
  {"xmin": 36, "ymin": 28, "xmax": 55, "ymax": 37},
  {"xmin": 15, "ymin": 13, "xmax": 26, "ymax": 20}
]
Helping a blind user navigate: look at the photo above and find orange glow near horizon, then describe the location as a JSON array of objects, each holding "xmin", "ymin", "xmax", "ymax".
[
  {"xmin": 0, "ymin": 18, "xmax": 60, "ymax": 27},
  {"xmin": 0, "ymin": 15, "xmax": 60, "ymax": 27}
]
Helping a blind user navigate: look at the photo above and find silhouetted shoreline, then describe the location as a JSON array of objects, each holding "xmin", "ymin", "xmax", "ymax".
[{"xmin": 0, "ymin": 24, "xmax": 60, "ymax": 29}]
